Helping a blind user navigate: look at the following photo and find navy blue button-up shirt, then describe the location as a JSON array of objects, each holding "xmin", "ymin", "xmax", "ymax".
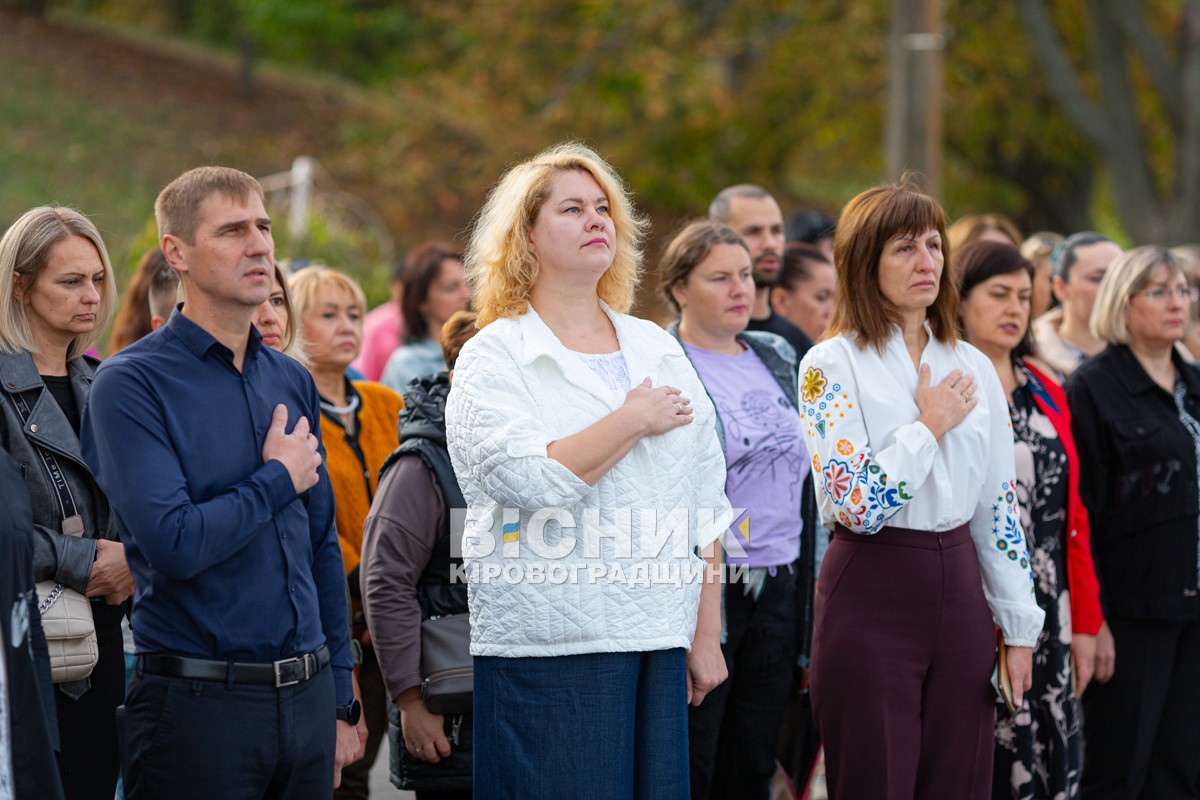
[{"xmin": 81, "ymin": 311, "xmax": 352, "ymax": 704}]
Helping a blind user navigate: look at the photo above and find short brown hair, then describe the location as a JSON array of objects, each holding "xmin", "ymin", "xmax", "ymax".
[
  {"xmin": 155, "ymin": 166, "xmax": 263, "ymax": 244},
  {"xmin": 827, "ymin": 181, "xmax": 957, "ymax": 350},
  {"xmin": 440, "ymin": 310, "xmax": 479, "ymax": 370},
  {"xmin": 947, "ymin": 213, "xmax": 1021, "ymax": 253},
  {"xmin": 777, "ymin": 242, "xmax": 831, "ymax": 292},
  {"xmin": 656, "ymin": 220, "xmax": 748, "ymax": 313},
  {"xmin": 145, "ymin": 249, "xmax": 181, "ymax": 322}
]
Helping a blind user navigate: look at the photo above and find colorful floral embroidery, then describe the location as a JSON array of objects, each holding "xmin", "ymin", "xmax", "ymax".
[
  {"xmin": 801, "ymin": 367, "xmax": 827, "ymax": 403},
  {"xmin": 822, "ymin": 460, "xmax": 853, "ymax": 503},
  {"xmin": 819, "ymin": 451, "xmax": 910, "ymax": 533},
  {"xmin": 836, "ymin": 439, "xmax": 854, "ymax": 456},
  {"xmin": 992, "ymin": 479, "xmax": 1032, "ymax": 574},
  {"xmin": 812, "ymin": 454, "xmax": 821, "ymax": 473}
]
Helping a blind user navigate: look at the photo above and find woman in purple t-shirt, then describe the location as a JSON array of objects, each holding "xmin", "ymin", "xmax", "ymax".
[{"xmin": 660, "ymin": 219, "xmax": 810, "ymax": 800}]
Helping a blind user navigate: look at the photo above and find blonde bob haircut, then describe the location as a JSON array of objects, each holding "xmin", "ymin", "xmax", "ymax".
[
  {"xmin": 1090, "ymin": 245, "xmax": 1182, "ymax": 346},
  {"xmin": 0, "ymin": 206, "xmax": 117, "ymax": 361},
  {"xmin": 287, "ymin": 265, "xmax": 368, "ymax": 356},
  {"xmin": 827, "ymin": 181, "xmax": 957, "ymax": 351},
  {"xmin": 467, "ymin": 142, "xmax": 649, "ymax": 327}
]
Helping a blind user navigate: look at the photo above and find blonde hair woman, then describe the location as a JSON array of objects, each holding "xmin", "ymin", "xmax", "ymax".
[
  {"xmin": 0, "ymin": 206, "xmax": 132, "ymax": 799},
  {"xmin": 288, "ymin": 265, "xmax": 403, "ymax": 797},
  {"xmin": 1066, "ymin": 246, "xmax": 1200, "ymax": 798},
  {"xmin": 445, "ymin": 143, "xmax": 729, "ymax": 798}
]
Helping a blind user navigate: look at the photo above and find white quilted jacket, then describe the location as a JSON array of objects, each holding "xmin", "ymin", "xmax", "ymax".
[{"xmin": 446, "ymin": 304, "xmax": 730, "ymax": 657}]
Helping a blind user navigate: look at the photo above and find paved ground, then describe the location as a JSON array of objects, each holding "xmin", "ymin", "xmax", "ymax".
[{"xmin": 364, "ymin": 747, "xmax": 827, "ymax": 799}]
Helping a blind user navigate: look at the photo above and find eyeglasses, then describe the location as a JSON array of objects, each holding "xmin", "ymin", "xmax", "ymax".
[{"xmin": 1135, "ymin": 286, "xmax": 1200, "ymax": 303}]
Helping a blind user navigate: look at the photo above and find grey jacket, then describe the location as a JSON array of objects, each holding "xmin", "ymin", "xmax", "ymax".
[{"xmin": 0, "ymin": 351, "xmax": 116, "ymax": 593}]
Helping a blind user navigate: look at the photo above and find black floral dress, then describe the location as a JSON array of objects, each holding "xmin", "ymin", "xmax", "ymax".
[{"xmin": 993, "ymin": 363, "xmax": 1083, "ymax": 800}]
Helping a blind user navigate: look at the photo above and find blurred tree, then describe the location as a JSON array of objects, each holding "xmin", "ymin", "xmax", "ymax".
[{"xmin": 1015, "ymin": 0, "xmax": 1200, "ymax": 244}]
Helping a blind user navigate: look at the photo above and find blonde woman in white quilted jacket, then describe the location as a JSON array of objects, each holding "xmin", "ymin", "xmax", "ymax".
[{"xmin": 445, "ymin": 143, "xmax": 730, "ymax": 800}]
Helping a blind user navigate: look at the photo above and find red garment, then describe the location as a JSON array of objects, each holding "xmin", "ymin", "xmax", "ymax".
[{"xmin": 1023, "ymin": 359, "xmax": 1104, "ymax": 636}]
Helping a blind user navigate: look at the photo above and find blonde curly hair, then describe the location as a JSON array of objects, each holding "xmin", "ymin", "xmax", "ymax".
[{"xmin": 467, "ymin": 142, "xmax": 649, "ymax": 326}]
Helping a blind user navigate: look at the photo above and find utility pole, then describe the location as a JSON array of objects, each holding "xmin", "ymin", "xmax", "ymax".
[{"xmin": 886, "ymin": 0, "xmax": 944, "ymax": 196}]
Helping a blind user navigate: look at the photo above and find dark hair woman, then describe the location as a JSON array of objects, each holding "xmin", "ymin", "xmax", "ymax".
[
  {"xmin": 0, "ymin": 207, "xmax": 133, "ymax": 799},
  {"xmin": 954, "ymin": 240, "xmax": 1103, "ymax": 800},
  {"xmin": 799, "ymin": 183, "xmax": 1044, "ymax": 799},
  {"xmin": 380, "ymin": 243, "xmax": 471, "ymax": 392},
  {"xmin": 1066, "ymin": 246, "xmax": 1200, "ymax": 798}
]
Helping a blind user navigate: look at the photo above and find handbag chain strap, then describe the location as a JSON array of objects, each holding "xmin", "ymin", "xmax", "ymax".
[
  {"xmin": 38, "ymin": 583, "xmax": 66, "ymax": 614},
  {"xmin": 9, "ymin": 387, "xmax": 86, "ymax": 608},
  {"xmin": 8, "ymin": 388, "xmax": 83, "ymax": 529}
]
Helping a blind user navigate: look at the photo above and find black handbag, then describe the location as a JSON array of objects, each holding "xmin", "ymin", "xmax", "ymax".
[{"xmin": 419, "ymin": 613, "xmax": 472, "ymax": 714}]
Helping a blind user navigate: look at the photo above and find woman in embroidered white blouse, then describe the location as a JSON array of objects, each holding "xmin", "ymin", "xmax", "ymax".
[{"xmin": 798, "ymin": 182, "xmax": 1045, "ymax": 800}]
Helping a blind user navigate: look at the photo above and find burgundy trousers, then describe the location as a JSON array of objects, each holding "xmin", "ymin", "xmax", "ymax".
[{"xmin": 811, "ymin": 523, "xmax": 996, "ymax": 800}]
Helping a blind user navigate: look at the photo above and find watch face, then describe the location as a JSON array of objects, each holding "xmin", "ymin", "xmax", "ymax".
[{"xmin": 338, "ymin": 699, "xmax": 361, "ymax": 725}]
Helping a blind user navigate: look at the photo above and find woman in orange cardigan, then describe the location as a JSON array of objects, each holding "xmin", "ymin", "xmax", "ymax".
[
  {"xmin": 955, "ymin": 241, "xmax": 1102, "ymax": 800},
  {"xmin": 290, "ymin": 266, "xmax": 403, "ymax": 800}
]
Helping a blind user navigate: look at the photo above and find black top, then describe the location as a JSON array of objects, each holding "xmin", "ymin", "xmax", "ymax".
[
  {"xmin": 40, "ymin": 374, "xmax": 79, "ymax": 436},
  {"xmin": 746, "ymin": 310, "xmax": 812, "ymax": 361},
  {"xmin": 1065, "ymin": 344, "xmax": 1200, "ymax": 619}
]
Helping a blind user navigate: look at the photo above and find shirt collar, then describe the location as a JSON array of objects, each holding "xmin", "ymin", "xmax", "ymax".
[{"xmin": 165, "ymin": 307, "xmax": 263, "ymax": 363}]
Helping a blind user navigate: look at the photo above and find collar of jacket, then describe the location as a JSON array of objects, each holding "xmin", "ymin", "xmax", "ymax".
[
  {"xmin": 515, "ymin": 302, "xmax": 688, "ymax": 401},
  {"xmin": 1106, "ymin": 343, "xmax": 1200, "ymax": 399},
  {"xmin": 664, "ymin": 319, "xmax": 799, "ymax": 453},
  {"xmin": 0, "ymin": 350, "xmax": 97, "ymax": 465}
]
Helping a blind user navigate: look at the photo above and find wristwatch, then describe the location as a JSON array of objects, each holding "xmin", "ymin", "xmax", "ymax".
[{"xmin": 336, "ymin": 699, "xmax": 361, "ymax": 725}]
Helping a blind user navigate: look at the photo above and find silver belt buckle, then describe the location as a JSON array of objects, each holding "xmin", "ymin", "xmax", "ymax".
[{"xmin": 273, "ymin": 654, "xmax": 311, "ymax": 688}]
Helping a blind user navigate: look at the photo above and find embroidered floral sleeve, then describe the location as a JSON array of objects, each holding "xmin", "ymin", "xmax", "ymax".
[
  {"xmin": 798, "ymin": 341, "xmax": 939, "ymax": 535},
  {"xmin": 968, "ymin": 354, "xmax": 1044, "ymax": 647}
]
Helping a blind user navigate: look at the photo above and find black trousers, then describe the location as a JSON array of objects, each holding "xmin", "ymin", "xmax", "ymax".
[
  {"xmin": 1081, "ymin": 616, "xmax": 1200, "ymax": 799},
  {"xmin": 688, "ymin": 565, "xmax": 798, "ymax": 800},
  {"xmin": 119, "ymin": 658, "xmax": 335, "ymax": 800},
  {"xmin": 56, "ymin": 602, "xmax": 124, "ymax": 800}
]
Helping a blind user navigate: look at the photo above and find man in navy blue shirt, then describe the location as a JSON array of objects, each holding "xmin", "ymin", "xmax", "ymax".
[{"xmin": 81, "ymin": 166, "xmax": 360, "ymax": 798}]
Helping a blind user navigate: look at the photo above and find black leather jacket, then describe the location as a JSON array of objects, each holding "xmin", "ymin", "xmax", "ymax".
[
  {"xmin": 0, "ymin": 351, "xmax": 117, "ymax": 593},
  {"xmin": 1066, "ymin": 344, "xmax": 1200, "ymax": 620}
]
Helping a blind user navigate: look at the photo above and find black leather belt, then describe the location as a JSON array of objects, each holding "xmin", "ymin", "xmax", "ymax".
[{"xmin": 139, "ymin": 645, "xmax": 330, "ymax": 688}]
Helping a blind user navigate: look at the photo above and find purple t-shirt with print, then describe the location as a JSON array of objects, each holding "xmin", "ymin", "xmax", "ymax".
[{"xmin": 684, "ymin": 342, "xmax": 807, "ymax": 567}]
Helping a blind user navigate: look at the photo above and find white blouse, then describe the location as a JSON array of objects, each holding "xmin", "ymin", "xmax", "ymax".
[{"xmin": 798, "ymin": 323, "xmax": 1045, "ymax": 646}]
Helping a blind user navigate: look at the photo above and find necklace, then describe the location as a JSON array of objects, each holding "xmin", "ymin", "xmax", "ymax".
[{"xmin": 320, "ymin": 394, "xmax": 360, "ymax": 416}]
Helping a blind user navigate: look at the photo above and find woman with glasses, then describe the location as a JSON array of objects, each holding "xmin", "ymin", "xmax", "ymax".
[{"xmin": 1066, "ymin": 246, "xmax": 1200, "ymax": 798}]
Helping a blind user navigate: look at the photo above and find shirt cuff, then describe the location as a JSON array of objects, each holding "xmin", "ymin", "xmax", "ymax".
[
  {"xmin": 991, "ymin": 599, "xmax": 1046, "ymax": 648},
  {"xmin": 259, "ymin": 459, "xmax": 299, "ymax": 514}
]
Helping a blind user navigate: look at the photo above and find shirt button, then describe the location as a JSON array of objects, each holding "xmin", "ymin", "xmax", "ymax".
[
  {"xmin": 292, "ymin": 643, "xmax": 299, "ymax": 651},
  {"xmin": 29, "ymin": 424, "xmax": 38, "ymax": 433},
  {"xmin": 256, "ymin": 428, "xmax": 263, "ymax": 436},
  {"xmin": 290, "ymin": 584, "xmax": 296, "ymax": 593}
]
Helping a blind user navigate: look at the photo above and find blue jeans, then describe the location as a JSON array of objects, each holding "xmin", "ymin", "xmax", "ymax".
[{"xmin": 473, "ymin": 648, "xmax": 689, "ymax": 799}]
